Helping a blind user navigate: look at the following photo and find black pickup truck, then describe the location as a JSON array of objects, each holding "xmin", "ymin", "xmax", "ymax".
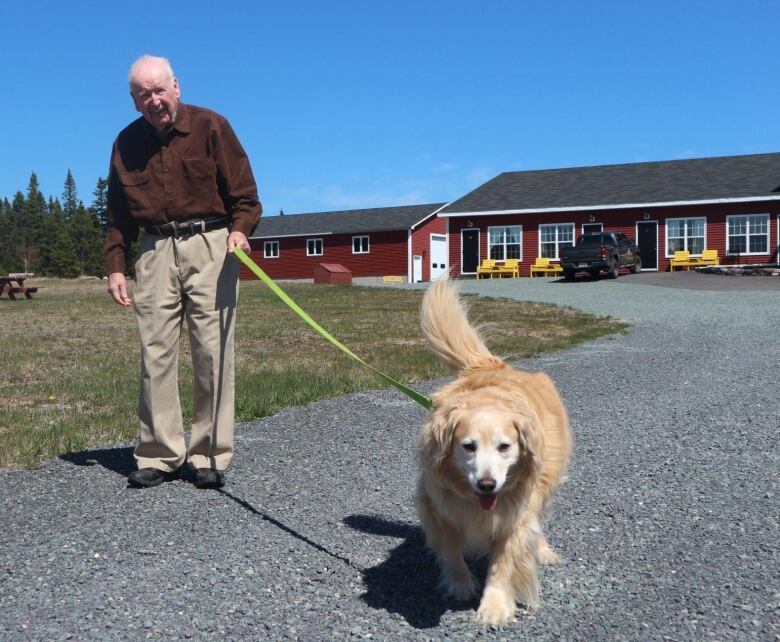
[{"xmin": 559, "ymin": 232, "xmax": 642, "ymax": 280}]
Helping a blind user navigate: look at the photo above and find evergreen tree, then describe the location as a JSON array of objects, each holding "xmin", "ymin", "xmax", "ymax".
[
  {"xmin": 41, "ymin": 199, "xmax": 80, "ymax": 278},
  {"xmin": 62, "ymin": 169, "xmax": 78, "ymax": 220},
  {"xmin": 20, "ymin": 174, "xmax": 46, "ymax": 273},
  {"xmin": 70, "ymin": 201, "xmax": 104, "ymax": 276},
  {"xmin": 0, "ymin": 198, "xmax": 12, "ymax": 273},
  {"xmin": 91, "ymin": 177, "xmax": 108, "ymax": 232}
]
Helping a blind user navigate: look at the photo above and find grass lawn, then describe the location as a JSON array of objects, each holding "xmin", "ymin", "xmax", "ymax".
[{"xmin": 0, "ymin": 277, "xmax": 626, "ymax": 468}]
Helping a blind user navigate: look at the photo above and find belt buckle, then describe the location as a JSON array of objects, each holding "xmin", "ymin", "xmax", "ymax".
[
  {"xmin": 180, "ymin": 220, "xmax": 205, "ymax": 238},
  {"xmin": 159, "ymin": 221, "xmax": 178, "ymax": 238}
]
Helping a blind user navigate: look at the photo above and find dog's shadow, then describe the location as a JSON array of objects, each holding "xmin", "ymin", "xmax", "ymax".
[
  {"xmin": 343, "ymin": 514, "xmax": 485, "ymax": 629},
  {"xmin": 59, "ymin": 445, "xmax": 135, "ymax": 478}
]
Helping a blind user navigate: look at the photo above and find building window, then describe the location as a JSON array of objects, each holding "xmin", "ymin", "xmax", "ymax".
[
  {"xmin": 582, "ymin": 223, "xmax": 603, "ymax": 234},
  {"xmin": 727, "ymin": 214, "xmax": 769, "ymax": 255},
  {"xmin": 352, "ymin": 235, "xmax": 370, "ymax": 254},
  {"xmin": 488, "ymin": 226, "xmax": 522, "ymax": 261},
  {"xmin": 666, "ymin": 217, "xmax": 705, "ymax": 255},
  {"xmin": 306, "ymin": 238, "xmax": 323, "ymax": 256},
  {"xmin": 264, "ymin": 240, "xmax": 279, "ymax": 258},
  {"xmin": 539, "ymin": 223, "xmax": 574, "ymax": 259}
]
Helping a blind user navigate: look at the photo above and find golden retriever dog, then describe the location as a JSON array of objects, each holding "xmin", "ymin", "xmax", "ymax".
[{"xmin": 416, "ymin": 278, "xmax": 572, "ymax": 625}]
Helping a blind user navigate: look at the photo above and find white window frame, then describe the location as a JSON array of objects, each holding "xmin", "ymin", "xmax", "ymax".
[
  {"xmin": 726, "ymin": 214, "xmax": 770, "ymax": 256},
  {"xmin": 263, "ymin": 240, "xmax": 279, "ymax": 259},
  {"xmin": 306, "ymin": 238, "xmax": 323, "ymax": 256},
  {"xmin": 352, "ymin": 235, "xmax": 370, "ymax": 254},
  {"xmin": 487, "ymin": 225, "xmax": 522, "ymax": 262},
  {"xmin": 538, "ymin": 223, "xmax": 575, "ymax": 259},
  {"xmin": 665, "ymin": 217, "xmax": 706, "ymax": 257},
  {"xmin": 581, "ymin": 222, "xmax": 603, "ymax": 234}
]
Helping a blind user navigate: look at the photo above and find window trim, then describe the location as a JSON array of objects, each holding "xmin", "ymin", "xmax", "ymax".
[
  {"xmin": 306, "ymin": 238, "xmax": 323, "ymax": 257},
  {"xmin": 538, "ymin": 222, "xmax": 575, "ymax": 260},
  {"xmin": 352, "ymin": 235, "xmax": 370, "ymax": 254},
  {"xmin": 487, "ymin": 225, "xmax": 523, "ymax": 262},
  {"xmin": 263, "ymin": 240, "xmax": 279, "ymax": 259},
  {"xmin": 581, "ymin": 222, "xmax": 603, "ymax": 235},
  {"xmin": 725, "ymin": 213, "xmax": 770, "ymax": 256},
  {"xmin": 664, "ymin": 216, "xmax": 707, "ymax": 257}
]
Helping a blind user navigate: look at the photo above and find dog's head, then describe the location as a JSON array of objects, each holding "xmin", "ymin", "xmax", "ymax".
[{"xmin": 421, "ymin": 390, "xmax": 543, "ymax": 511}]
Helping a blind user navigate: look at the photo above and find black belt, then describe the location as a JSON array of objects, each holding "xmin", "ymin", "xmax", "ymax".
[{"xmin": 143, "ymin": 217, "xmax": 231, "ymax": 239}]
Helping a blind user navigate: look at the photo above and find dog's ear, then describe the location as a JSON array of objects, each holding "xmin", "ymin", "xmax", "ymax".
[
  {"xmin": 420, "ymin": 405, "xmax": 457, "ymax": 468},
  {"xmin": 513, "ymin": 415, "xmax": 544, "ymax": 468}
]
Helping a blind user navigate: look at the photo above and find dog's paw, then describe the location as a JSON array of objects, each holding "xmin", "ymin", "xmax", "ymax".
[
  {"xmin": 441, "ymin": 571, "xmax": 478, "ymax": 601},
  {"xmin": 537, "ymin": 546, "xmax": 559, "ymax": 566},
  {"xmin": 474, "ymin": 587, "xmax": 516, "ymax": 626}
]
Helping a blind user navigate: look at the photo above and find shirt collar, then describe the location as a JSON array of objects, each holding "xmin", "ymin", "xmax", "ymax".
[
  {"xmin": 170, "ymin": 104, "xmax": 191, "ymax": 135},
  {"xmin": 140, "ymin": 103, "xmax": 191, "ymax": 140}
]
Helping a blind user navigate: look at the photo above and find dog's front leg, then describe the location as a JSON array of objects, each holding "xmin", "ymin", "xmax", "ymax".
[
  {"xmin": 419, "ymin": 501, "xmax": 476, "ymax": 600},
  {"xmin": 434, "ymin": 521, "xmax": 477, "ymax": 601},
  {"xmin": 475, "ymin": 526, "xmax": 539, "ymax": 625}
]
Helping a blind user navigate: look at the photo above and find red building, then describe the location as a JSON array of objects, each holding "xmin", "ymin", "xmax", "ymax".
[
  {"xmin": 438, "ymin": 153, "xmax": 780, "ymax": 276},
  {"xmin": 245, "ymin": 203, "xmax": 447, "ymax": 282}
]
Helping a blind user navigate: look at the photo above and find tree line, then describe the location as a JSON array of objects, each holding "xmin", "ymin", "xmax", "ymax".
[{"xmin": 0, "ymin": 171, "xmax": 111, "ymax": 278}]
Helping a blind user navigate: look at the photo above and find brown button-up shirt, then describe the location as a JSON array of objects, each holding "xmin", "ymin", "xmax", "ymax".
[{"xmin": 104, "ymin": 103, "xmax": 262, "ymax": 274}]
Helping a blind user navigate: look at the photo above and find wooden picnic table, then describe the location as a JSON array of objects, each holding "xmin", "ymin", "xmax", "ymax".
[{"xmin": 0, "ymin": 273, "xmax": 39, "ymax": 299}]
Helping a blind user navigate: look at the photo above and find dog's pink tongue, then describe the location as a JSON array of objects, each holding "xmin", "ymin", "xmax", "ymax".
[{"xmin": 477, "ymin": 493, "xmax": 498, "ymax": 511}]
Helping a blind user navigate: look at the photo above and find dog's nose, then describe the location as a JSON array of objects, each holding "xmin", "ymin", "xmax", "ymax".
[{"xmin": 477, "ymin": 478, "xmax": 496, "ymax": 493}]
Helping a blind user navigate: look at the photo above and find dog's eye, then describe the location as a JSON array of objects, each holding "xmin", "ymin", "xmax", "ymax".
[
  {"xmin": 497, "ymin": 442, "xmax": 511, "ymax": 453},
  {"xmin": 462, "ymin": 442, "xmax": 477, "ymax": 452}
]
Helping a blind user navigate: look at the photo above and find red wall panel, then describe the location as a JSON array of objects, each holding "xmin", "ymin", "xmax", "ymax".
[
  {"xmin": 411, "ymin": 214, "xmax": 446, "ymax": 281},
  {"xmin": 243, "ymin": 230, "xmax": 409, "ymax": 280},
  {"xmin": 447, "ymin": 202, "xmax": 779, "ymax": 276}
]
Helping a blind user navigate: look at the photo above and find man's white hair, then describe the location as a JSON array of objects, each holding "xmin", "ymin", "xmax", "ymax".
[{"xmin": 128, "ymin": 55, "xmax": 175, "ymax": 89}]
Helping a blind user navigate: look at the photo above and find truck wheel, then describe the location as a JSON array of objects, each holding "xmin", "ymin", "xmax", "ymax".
[
  {"xmin": 629, "ymin": 256, "xmax": 642, "ymax": 274},
  {"xmin": 563, "ymin": 269, "xmax": 575, "ymax": 281},
  {"xmin": 608, "ymin": 259, "xmax": 619, "ymax": 279}
]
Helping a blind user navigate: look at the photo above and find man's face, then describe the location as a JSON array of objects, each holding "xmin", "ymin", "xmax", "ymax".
[{"xmin": 130, "ymin": 63, "xmax": 180, "ymax": 133}]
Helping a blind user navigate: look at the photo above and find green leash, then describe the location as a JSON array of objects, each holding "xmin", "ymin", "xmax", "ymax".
[{"xmin": 233, "ymin": 248, "xmax": 433, "ymax": 411}]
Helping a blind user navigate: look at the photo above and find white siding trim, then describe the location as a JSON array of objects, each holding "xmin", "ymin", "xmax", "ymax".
[
  {"xmin": 410, "ymin": 203, "xmax": 450, "ymax": 230},
  {"xmin": 252, "ymin": 231, "xmax": 333, "ymax": 239},
  {"xmin": 439, "ymin": 195, "xmax": 780, "ymax": 218}
]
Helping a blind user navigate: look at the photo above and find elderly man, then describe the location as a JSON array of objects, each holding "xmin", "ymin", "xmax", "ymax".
[{"xmin": 105, "ymin": 55, "xmax": 261, "ymax": 489}]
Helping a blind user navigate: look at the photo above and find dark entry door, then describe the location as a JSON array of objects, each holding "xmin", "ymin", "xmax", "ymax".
[
  {"xmin": 637, "ymin": 221, "xmax": 658, "ymax": 270},
  {"xmin": 462, "ymin": 229, "xmax": 479, "ymax": 274}
]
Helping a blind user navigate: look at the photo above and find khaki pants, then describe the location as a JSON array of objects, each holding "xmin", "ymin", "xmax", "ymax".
[{"xmin": 133, "ymin": 227, "xmax": 238, "ymax": 472}]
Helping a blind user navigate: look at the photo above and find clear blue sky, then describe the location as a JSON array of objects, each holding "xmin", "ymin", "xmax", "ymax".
[{"xmin": 2, "ymin": 1, "xmax": 779, "ymax": 217}]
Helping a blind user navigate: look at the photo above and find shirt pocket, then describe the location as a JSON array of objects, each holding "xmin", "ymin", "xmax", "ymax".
[
  {"xmin": 119, "ymin": 170, "xmax": 151, "ymax": 212},
  {"xmin": 181, "ymin": 158, "xmax": 217, "ymax": 200}
]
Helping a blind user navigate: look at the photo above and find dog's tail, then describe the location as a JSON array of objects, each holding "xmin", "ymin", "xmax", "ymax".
[{"xmin": 420, "ymin": 277, "xmax": 504, "ymax": 373}]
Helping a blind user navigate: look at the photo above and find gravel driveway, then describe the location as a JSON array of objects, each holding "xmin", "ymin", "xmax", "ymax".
[{"xmin": 1, "ymin": 273, "xmax": 778, "ymax": 641}]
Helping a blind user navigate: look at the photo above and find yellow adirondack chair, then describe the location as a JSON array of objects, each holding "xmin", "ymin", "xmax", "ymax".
[
  {"xmin": 670, "ymin": 250, "xmax": 697, "ymax": 271},
  {"xmin": 697, "ymin": 249, "xmax": 719, "ymax": 266},
  {"xmin": 497, "ymin": 258, "xmax": 520, "ymax": 278},
  {"xmin": 476, "ymin": 259, "xmax": 500, "ymax": 279},
  {"xmin": 530, "ymin": 257, "xmax": 563, "ymax": 277}
]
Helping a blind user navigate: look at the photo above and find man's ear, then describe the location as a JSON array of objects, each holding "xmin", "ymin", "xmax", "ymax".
[{"xmin": 130, "ymin": 90, "xmax": 141, "ymax": 113}]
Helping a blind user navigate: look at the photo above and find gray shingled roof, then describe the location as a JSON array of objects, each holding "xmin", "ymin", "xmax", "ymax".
[
  {"xmin": 440, "ymin": 152, "xmax": 780, "ymax": 214},
  {"xmin": 251, "ymin": 203, "xmax": 446, "ymax": 238}
]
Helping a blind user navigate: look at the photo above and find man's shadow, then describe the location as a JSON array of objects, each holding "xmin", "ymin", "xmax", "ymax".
[
  {"xmin": 59, "ymin": 445, "xmax": 135, "ymax": 478},
  {"xmin": 343, "ymin": 514, "xmax": 484, "ymax": 629}
]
